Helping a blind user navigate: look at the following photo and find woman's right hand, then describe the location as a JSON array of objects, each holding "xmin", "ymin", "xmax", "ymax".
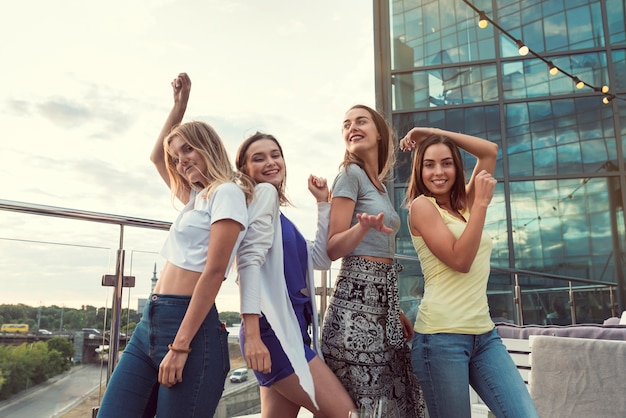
[
  {"xmin": 171, "ymin": 72, "xmax": 191, "ymax": 106},
  {"xmin": 243, "ymin": 335, "xmax": 272, "ymax": 374}
]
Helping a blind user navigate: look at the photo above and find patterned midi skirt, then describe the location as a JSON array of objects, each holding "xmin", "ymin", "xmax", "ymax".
[{"xmin": 321, "ymin": 256, "xmax": 426, "ymax": 418}]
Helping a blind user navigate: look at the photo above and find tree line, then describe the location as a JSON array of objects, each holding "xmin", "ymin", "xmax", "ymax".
[{"xmin": 0, "ymin": 303, "xmax": 242, "ymax": 335}]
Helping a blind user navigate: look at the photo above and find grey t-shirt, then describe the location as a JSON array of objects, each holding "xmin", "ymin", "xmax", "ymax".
[{"xmin": 331, "ymin": 164, "xmax": 400, "ymax": 258}]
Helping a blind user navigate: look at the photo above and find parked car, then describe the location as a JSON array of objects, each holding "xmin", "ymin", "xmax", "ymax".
[
  {"xmin": 229, "ymin": 368, "xmax": 248, "ymax": 383},
  {"xmin": 81, "ymin": 328, "xmax": 102, "ymax": 339}
]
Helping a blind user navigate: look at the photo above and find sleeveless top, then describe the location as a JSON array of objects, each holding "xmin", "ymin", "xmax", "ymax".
[{"xmin": 411, "ymin": 195, "xmax": 494, "ymax": 334}]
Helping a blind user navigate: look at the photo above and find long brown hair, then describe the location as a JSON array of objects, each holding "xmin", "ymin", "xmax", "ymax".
[
  {"xmin": 235, "ymin": 132, "xmax": 291, "ymax": 206},
  {"xmin": 404, "ymin": 134, "xmax": 467, "ymax": 212},
  {"xmin": 340, "ymin": 104, "xmax": 396, "ymax": 182}
]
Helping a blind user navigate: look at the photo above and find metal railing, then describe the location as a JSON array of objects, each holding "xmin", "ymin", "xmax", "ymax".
[
  {"xmin": 394, "ymin": 255, "xmax": 619, "ymax": 326},
  {"xmin": 0, "ymin": 199, "xmax": 171, "ymax": 381}
]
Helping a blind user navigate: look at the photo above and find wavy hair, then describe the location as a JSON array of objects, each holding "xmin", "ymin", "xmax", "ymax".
[
  {"xmin": 340, "ymin": 104, "xmax": 396, "ymax": 182},
  {"xmin": 404, "ymin": 134, "xmax": 467, "ymax": 212},
  {"xmin": 164, "ymin": 121, "xmax": 254, "ymax": 203},
  {"xmin": 235, "ymin": 131, "xmax": 291, "ymax": 206}
]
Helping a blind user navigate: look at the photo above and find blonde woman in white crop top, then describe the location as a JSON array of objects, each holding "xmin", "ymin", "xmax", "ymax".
[
  {"xmin": 402, "ymin": 128, "xmax": 538, "ymax": 418},
  {"xmin": 97, "ymin": 73, "xmax": 254, "ymax": 418}
]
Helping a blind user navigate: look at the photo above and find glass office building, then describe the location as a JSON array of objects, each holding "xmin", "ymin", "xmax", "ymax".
[{"xmin": 373, "ymin": 0, "xmax": 626, "ymax": 325}]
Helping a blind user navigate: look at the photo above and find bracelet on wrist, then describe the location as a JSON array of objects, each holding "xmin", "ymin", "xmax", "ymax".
[{"xmin": 168, "ymin": 343, "xmax": 192, "ymax": 353}]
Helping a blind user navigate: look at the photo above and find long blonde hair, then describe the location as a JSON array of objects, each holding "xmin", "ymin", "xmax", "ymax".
[{"xmin": 164, "ymin": 121, "xmax": 254, "ymax": 203}]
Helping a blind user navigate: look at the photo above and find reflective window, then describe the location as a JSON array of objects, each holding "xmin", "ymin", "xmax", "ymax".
[
  {"xmin": 505, "ymin": 97, "xmax": 617, "ymax": 176},
  {"xmin": 393, "ymin": 64, "xmax": 499, "ymax": 110},
  {"xmin": 608, "ymin": 0, "xmax": 626, "ymax": 44},
  {"xmin": 498, "ymin": 0, "xmax": 605, "ymax": 56},
  {"xmin": 612, "ymin": 49, "xmax": 626, "ymax": 91},
  {"xmin": 390, "ymin": 0, "xmax": 495, "ymax": 70},
  {"xmin": 502, "ymin": 52, "xmax": 609, "ymax": 100},
  {"xmin": 508, "ymin": 178, "xmax": 617, "ymax": 282},
  {"xmin": 386, "ymin": 0, "xmax": 625, "ymax": 320}
]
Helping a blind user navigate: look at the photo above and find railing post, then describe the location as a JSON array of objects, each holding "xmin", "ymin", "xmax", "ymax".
[
  {"xmin": 106, "ymin": 225, "xmax": 127, "ymax": 382},
  {"xmin": 514, "ymin": 273, "xmax": 524, "ymax": 325},
  {"xmin": 568, "ymin": 281, "xmax": 577, "ymax": 324},
  {"xmin": 319, "ymin": 270, "xmax": 329, "ymax": 325}
]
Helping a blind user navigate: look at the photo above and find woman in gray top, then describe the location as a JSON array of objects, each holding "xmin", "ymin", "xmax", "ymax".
[{"xmin": 321, "ymin": 104, "xmax": 425, "ymax": 417}]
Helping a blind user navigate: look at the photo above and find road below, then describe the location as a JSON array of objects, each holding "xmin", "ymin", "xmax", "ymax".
[{"xmin": 0, "ymin": 364, "xmax": 106, "ymax": 418}]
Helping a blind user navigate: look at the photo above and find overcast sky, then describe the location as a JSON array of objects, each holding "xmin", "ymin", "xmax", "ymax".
[{"xmin": 0, "ymin": 1, "xmax": 376, "ymax": 313}]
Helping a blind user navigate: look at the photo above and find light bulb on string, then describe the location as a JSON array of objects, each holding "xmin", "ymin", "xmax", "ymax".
[
  {"xmin": 478, "ymin": 11, "xmax": 489, "ymax": 29},
  {"xmin": 515, "ymin": 40, "xmax": 529, "ymax": 56},
  {"xmin": 573, "ymin": 77, "xmax": 585, "ymax": 89},
  {"xmin": 602, "ymin": 85, "xmax": 609, "ymax": 93},
  {"xmin": 547, "ymin": 62, "xmax": 558, "ymax": 75}
]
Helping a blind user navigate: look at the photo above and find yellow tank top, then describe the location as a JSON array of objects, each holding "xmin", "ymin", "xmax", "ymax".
[{"xmin": 411, "ymin": 196, "xmax": 494, "ymax": 334}]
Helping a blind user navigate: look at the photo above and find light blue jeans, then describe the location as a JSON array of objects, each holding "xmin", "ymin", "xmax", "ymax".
[
  {"xmin": 97, "ymin": 294, "xmax": 230, "ymax": 418},
  {"xmin": 411, "ymin": 329, "xmax": 538, "ymax": 418}
]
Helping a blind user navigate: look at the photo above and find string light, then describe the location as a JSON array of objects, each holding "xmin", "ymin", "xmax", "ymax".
[
  {"xmin": 603, "ymin": 95, "xmax": 615, "ymax": 104},
  {"xmin": 460, "ymin": 1, "xmax": 623, "ymax": 104},
  {"xmin": 573, "ymin": 77, "xmax": 585, "ymax": 89},
  {"xmin": 478, "ymin": 11, "xmax": 489, "ymax": 29},
  {"xmin": 547, "ymin": 61, "xmax": 559, "ymax": 75},
  {"xmin": 515, "ymin": 40, "xmax": 529, "ymax": 56}
]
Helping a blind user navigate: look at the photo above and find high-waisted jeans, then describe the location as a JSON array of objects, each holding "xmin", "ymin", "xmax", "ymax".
[
  {"xmin": 411, "ymin": 328, "xmax": 539, "ymax": 418},
  {"xmin": 97, "ymin": 294, "xmax": 230, "ymax": 418}
]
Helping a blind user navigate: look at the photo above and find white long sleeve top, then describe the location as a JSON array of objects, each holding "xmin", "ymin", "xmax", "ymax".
[{"xmin": 237, "ymin": 183, "xmax": 331, "ymax": 409}]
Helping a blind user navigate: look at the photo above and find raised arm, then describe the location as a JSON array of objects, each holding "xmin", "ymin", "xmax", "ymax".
[
  {"xmin": 151, "ymin": 72, "xmax": 192, "ymax": 203},
  {"xmin": 401, "ymin": 127, "xmax": 498, "ymax": 207},
  {"xmin": 306, "ymin": 174, "xmax": 332, "ymax": 269}
]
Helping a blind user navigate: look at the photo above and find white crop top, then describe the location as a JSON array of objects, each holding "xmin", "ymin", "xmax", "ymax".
[{"xmin": 160, "ymin": 182, "xmax": 248, "ymax": 273}]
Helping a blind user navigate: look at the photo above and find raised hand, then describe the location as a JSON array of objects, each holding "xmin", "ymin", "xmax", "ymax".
[
  {"xmin": 171, "ymin": 72, "xmax": 191, "ymax": 106},
  {"xmin": 472, "ymin": 170, "xmax": 497, "ymax": 208},
  {"xmin": 399, "ymin": 127, "xmax": 438, "ymax": 152},
  {"xmin": 308, "ymin": 174, "xmax": 329, "ymax": 203}
]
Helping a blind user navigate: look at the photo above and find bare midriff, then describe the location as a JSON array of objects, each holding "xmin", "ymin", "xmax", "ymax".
[
  {"xmin": 152, "ymin": 261, "xmax": 201, "ymax": 296},
  {"xmin": 359, "ymin": 255, "xmax": 393, "ymax": 264}
]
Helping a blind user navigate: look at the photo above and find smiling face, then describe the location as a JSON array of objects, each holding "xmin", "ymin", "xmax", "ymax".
[
  {"xmin": 342, "ymin": 107, "xmax": 380, "ymax": 158},
  {"xmin": 421, "ymin": 143, "xmax": 457, "ymax": 199},
  {"xmin": 243, "ymin": 138, "xmax": 286, "ymax": 188},
  {"xmin": 168, "ymin": 134, "xmax": 208, "ymax": 187}
]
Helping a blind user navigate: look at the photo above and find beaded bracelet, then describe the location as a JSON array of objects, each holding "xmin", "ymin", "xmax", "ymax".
[{"xmin": 168, "ymin": 343, "xmax": 192, "ymax": 353}]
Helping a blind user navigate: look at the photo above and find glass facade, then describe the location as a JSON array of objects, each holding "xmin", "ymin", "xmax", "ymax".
[{"xmin": 377, "ymin": 0, "xmax": 626, "ymax": 325}]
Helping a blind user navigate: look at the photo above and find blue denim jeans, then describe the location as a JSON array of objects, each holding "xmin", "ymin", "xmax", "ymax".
[
  {"xmin": 97, "ymin": 294, "xmax": 230, "ymax": 418},
  {"xmin": 411, "ymin": 329, "xmax": 538, "ymax": 418}
]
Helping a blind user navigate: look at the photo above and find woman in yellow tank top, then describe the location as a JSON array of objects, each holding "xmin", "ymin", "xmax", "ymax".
[{"xmin": 400, "ymin": 128, "xmax": 538, "ymax": 418}]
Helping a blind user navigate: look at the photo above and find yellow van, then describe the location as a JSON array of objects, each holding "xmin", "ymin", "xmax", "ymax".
[{"xmin": 1, "ymin": 324, "xmax": 29, "ymax": 333}]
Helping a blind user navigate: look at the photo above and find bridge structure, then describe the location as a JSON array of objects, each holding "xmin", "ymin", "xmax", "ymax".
[{"xmin": 0, "ymin": 332, "xmax": 129, "ymax": 363}]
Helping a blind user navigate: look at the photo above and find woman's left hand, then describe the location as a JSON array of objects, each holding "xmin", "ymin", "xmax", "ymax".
[
  {"xmin": 400, "ymin": 311, "xmax": 414, "ymax": 340},
  {"xmin": 158, "ymin": 349, "xmax": 189, "ymax": 388},
  {"xmin": 308, "ymin": 174, "xmax": 329, "ymax": 203}
]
